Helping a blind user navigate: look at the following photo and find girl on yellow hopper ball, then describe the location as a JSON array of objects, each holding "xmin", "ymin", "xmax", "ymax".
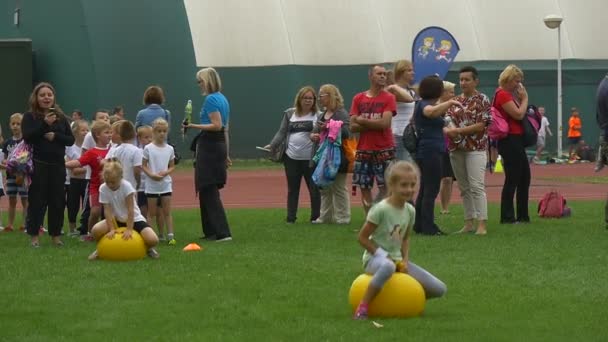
[
  {"xmin": 354, "ymin": 161, "xmax": 447, "ymax": 319},
  {"xmin": 87, "ymin": 159, "xmax": 160, "ymax": 260}
]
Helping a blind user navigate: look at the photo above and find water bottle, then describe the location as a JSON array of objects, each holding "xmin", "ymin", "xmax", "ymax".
[
  {"xmin": 183, "ymin": 100, "xmax": 192, "ymax": 135},
  {"xmin": 444, "ymin": 116, "xmax": 463, "ymax": 144}
]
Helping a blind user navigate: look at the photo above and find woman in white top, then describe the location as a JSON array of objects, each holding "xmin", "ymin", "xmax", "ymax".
[
  {"xmin": 386, "ymin": 60, "xmax": 417, "ymax": 162},
  {"xmin": 266, "ymin": 86, "xmax": 320, "ymax": 223}
]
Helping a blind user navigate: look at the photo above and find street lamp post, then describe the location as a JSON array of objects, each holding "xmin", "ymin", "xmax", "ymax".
[{"xmin": 544, "ymin": 14, "xmax": 564, "ymax": 158}]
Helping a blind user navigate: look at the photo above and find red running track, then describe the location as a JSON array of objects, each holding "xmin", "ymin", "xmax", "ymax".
[{"xmin": 167, "ymin": 162, "xmax": 606, "ymax": 209}]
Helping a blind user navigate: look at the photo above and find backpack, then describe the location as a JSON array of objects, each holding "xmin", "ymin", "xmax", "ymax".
[
  {"xmin": 487, "ymin": 91, "xmax": 509, "ymax": 140},
  {"xmin": 537, "ymin": 191, "xmax": 569, "ymax": 218},
  {"xmin": 522, "ymin": 105, "xmax": 542, "ymax": 147},
  {"xmin": 342, "ymin": 137, "xmax": 357, "ymax": 173},
  {"xmin": 402, "ymin": 101, "xmax": 421, "ymax": 154}
]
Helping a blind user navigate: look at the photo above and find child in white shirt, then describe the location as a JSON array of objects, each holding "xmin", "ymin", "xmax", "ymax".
[
  {"xmin": 87, "ymin": 159, "xmax": 159, "ymax": 260},
  {"xmin": 142, "ymin": 118, "xmax": 175, "ymax": 245}
]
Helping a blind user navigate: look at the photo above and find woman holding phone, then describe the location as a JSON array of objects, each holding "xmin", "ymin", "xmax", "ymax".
[
  {"xmin": 22, "ymin": 82, "xmax": 75, "ymax": 247},
  {"xmin": 494, "ymin": 65, "xmax": 530, "ymax": 224}
]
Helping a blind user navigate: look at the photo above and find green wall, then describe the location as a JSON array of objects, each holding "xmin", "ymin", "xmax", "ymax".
[
  {"xmin": 0, "ymin": 39, "xmax": 32, "ymax": 121},
  {"xmin": 1, "ymin": 1, "xmax": 607, "ymax": 157}
]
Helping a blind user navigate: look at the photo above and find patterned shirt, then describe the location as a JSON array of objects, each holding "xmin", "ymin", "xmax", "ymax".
[{"xmin": 446, "ymin": 92, "xmax": 491, "ymax": 152}]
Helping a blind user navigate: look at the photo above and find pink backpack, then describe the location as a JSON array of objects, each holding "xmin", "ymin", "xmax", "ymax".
[
  {"xmin": 538, "ymin": 191, "xmax": 569, "ymax": 218},
  {"xmin": 487, "ymin": 90, "xmax": 509, "ymax": 140}
]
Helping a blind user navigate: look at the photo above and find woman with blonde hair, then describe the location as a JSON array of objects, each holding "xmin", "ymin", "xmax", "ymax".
[
  {"xmin": 265, "ymin": 86, "xmax": 321, "ymax": 224},
  {"xmin": 183, "ymin": 67, "xmax": 232, "ymax": 241},
  {"xmin": 494, "ymin": 64, "xmax": 530, "ymax": 224},
  {"xmin": 310, "ymin": 84, "xmax": 351, "ymax": 224},
  {"xmin": 386, "ymin": 60, "xmax": 416, "ymax": 161}
]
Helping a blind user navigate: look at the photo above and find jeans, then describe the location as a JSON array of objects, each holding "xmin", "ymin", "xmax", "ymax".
[{"xmin": 393, "ymin": 134, "xmax": 413, "ymax": 162}]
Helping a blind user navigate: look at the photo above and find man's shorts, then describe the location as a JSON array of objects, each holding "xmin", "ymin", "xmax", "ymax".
[
  {"xmin": 352, "ymin": 149, "xmax": 395, "ymax": 189},
  {"xmin": 537, "ymin": 135, "xmax": 546, "ymax": 149},
  {"xmin": 569, "ymin": 136, "xmax": 581, "ymax": 146},
  {"xmin": 6, "ymin": 178, "xmax": 28, "ymax": 197}
]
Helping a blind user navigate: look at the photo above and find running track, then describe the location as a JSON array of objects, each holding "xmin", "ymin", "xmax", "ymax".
[{"xmin": 167, "ymin": 163, "xmax": 605, "ymax": 209}]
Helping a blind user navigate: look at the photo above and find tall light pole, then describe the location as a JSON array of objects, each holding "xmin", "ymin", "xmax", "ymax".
[{"xmin": 544, "ymin": 14, "xmax": 564, "ymax": 157}]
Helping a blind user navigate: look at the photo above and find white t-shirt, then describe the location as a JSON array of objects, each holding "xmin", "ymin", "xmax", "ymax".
[
  {"xmin": 106, "ymin": 143, "xmax": 143, "ymax": 189},
  {"xmin": 142, "ymin": 143, "xmax": 174, "ymax": 194},
  {"xmin": 539, "ymin": 116, "xmax": 550, "ymax": 138},
  {"xmin": 82, "ymin": 132, "xmax": 96, "ymax": 150},
  {"xmin": 392, "ymin": 86, "xmax": 416, "ymax": 137},
  {"xmin": 99, "ymin": 179, "xmax": 145, "ymax": 222},
  {"xmin": 65, "ymin": 144, "xmax": 84, "ymax": 184},
  {"xmin": 106, "ymin": 142, "xmax": 119, "ymax": 157},
  {"xmin": 286, "ymin": 112, "xmax": 316, "ymax": 160}
]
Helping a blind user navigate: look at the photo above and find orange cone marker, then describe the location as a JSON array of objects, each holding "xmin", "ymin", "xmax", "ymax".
[{"xmin": 183, "ymin": 243, "xmax": 202, "ymax": 251}]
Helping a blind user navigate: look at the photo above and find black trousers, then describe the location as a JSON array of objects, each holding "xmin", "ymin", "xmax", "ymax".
[
  {"xmin": 78, "ymin": 184, "xmax": 91, "ymax": 235},
  {"xmin": 498, "ymin": 134, "xmax": 531, "ymax": 223},
  {"xmin": 67, "ymin": 178, "xmax": 88, "ymax": 224},
  {"xmin": 195, "ymin": 131, "xmax": 230, "ymax": 239},
  {"xmin": 199, "ymin": 184, "xmax": 231, "ymax": 239},
  {"xmin": 283, "ymin": 155, "xmax": 320, "ymax": 223},
  {"xmin": 414, "ymin": 155, "xmax": 442, "ymax": 234},
  {"xmin": 26, "ymin": 160, "xmax": 66, "ymax": 237}
]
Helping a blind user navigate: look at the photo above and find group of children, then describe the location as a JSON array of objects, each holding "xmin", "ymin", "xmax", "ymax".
[{"xmin": 1, "ymin": 110, "xmax": 177, "ymax": 259}]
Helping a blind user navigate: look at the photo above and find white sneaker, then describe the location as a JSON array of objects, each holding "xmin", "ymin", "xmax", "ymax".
[
  {"xmin": 216, "ymin": 236, "xmax": 233, "ymax": 242},
  {"xmin": 311, "ymin": 219, "xmax": 324, "ymax": 224}
]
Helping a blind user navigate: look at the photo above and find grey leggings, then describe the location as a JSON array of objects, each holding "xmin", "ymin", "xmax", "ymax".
[{"xmin": 365, "ymin": 256, "xmax": 447, "ymax": 299}]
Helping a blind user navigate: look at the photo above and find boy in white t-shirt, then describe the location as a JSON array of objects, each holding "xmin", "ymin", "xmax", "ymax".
[
  {"xmin": 142, "ymin": 118, "xmax": 175, "ymax": 245},
  {"xmin": 106, "ymin": 121, "xmax": 142, "ymax": 190},
  {"xmin": 78, "ymin": 110, "xmax": 110, "ymax": 236},
  {"xmin": 87, "ymin": 159, "xmax": 159, "ymax": 260},
  {"xmin": 533, "ymin": 107, "xmax": 553, "ymax": 164}
]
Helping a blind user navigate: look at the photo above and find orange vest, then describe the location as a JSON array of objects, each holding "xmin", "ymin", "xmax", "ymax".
[{"xmin": 568, "ymin": 116, "xmax": 581, "ymax": 138}]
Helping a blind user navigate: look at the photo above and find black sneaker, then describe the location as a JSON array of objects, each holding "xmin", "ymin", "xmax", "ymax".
[
  {"xmin": 147, "ymin": 248, "xmax": 160, "ymax": 259},
  {"xmin": 200, "ymin": 235, "xmax": 217, "ymax": 241}
]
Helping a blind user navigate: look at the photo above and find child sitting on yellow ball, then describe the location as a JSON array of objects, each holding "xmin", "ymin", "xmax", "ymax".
[
  {"xmin": 353, "ymin": 161, "xmax": 447, "ymax": 320},
  {"xmin": 88, "ymin": 159, "xmax": 160, "ymax": 260}
]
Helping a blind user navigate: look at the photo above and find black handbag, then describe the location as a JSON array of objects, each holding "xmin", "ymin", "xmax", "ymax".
[
  {"xmin": 402, "ymin": 101, "xmax": 421, "ymax": 154},
  {"xmin": 522, "ymin": 105, "xmax": 540, "ymax": 148}
]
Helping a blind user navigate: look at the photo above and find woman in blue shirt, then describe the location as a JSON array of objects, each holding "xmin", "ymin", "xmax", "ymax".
[
  {"xmin": 183, "ymin": 67, "xmax": 232, "ymax": 241},
  {"xmin": 135, "ymin": 86, "xmax": 171, "ymax": 129},
  {"xmin": 414, "ymin": 76, "xmax": 463, "ymax": 236}
]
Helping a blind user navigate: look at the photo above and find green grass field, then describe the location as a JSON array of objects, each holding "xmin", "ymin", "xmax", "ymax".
[{"xmin": 1, "ymin": 202, "xmax": 607, "ymax": 341}]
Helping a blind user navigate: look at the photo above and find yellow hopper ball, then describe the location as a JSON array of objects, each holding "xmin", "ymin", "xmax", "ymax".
[
  {"xmin": 97, "ymin": 228, "xmax": 147, "ymax": 261},
  {"xmin": 348, "ymin": 273, "xmax": 425, "ymax": 318}
]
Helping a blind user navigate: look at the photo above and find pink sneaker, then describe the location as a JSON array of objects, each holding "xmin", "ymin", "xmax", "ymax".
[
  {"xmin": 353, "ymin": 303, "xmax": 369, "ymax": 320},
  {"xmin": 80, "ymin": 234, "xmax": 95, "ymax": 242}
]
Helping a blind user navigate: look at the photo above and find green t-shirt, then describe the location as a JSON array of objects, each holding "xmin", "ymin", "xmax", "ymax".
[{"xmin": 362, "ymin": 199, "xmax": 415, "ymax": 266}]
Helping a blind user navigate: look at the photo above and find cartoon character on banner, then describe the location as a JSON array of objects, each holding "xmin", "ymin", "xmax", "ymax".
[
  {"xmin": 411, "ymin": 26, "xmax": 460, "ymax": 85},
  {"xmin": 417, "ymin": 37, "xmax": 436, "ymax": 59},
  {"xmin": 435, "ymin": 40, "xmax": 452, "ymax": 63}
]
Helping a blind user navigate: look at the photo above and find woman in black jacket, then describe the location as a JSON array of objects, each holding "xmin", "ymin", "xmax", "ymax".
[{"xmin": 22, "ymin": 82, "xmax": 75, "ymax": 247}]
